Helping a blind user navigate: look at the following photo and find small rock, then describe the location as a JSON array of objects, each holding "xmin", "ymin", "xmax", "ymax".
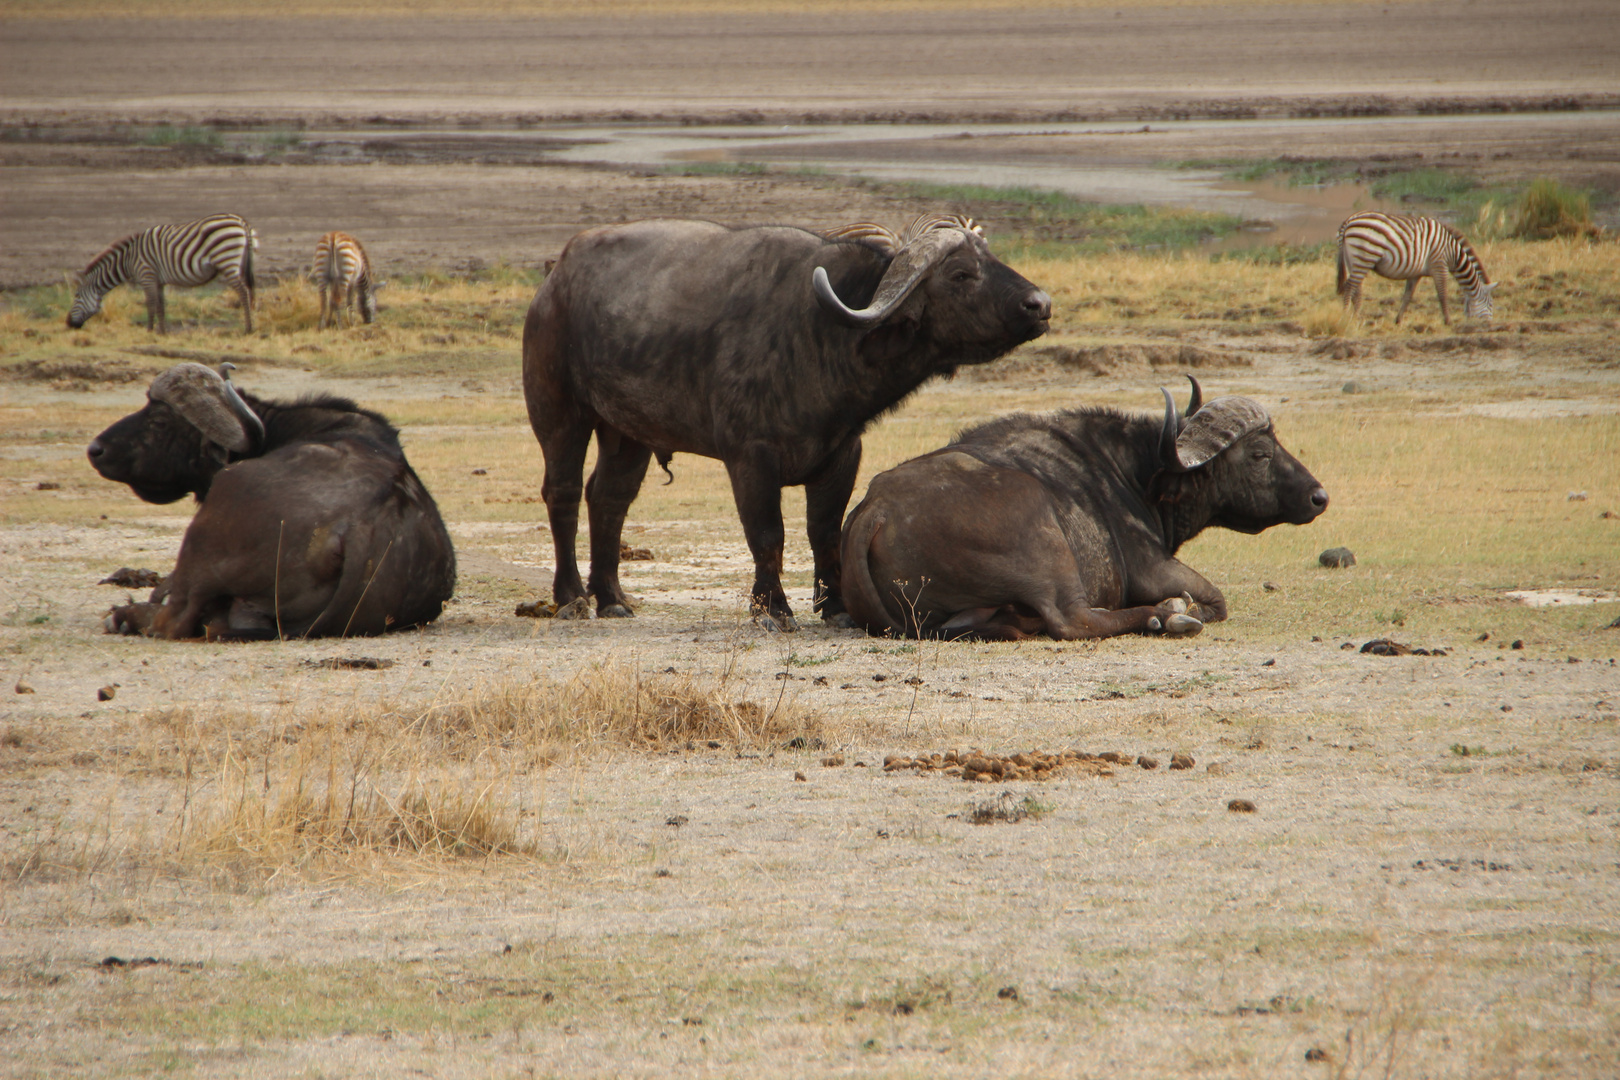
[
  {"xmin": 665, "ymin": 815, "xmax": 688, "ymax": 828},
  {"xmin": 1477, "ymin": 632, "xmax": 1490, "ymax": 641},
  {"xmin": 1262, "ymin": 581, "xmax": 1279, "ymax": 592},
  {"xmin": 1341, "ymin": 381, "xmax": 1363, "ymax": 394},
  {"xmin": 1361, "ymin": 638, "xmax": 1412, "ymax": 656},
  {"xmin": 1511, "ymin": 639, "xmax": 1524, "ymax": 650},
  {"xmin": 1169, "ymin": 752, "xmax": 1195, "ymax": 770},
  {"xmin": 1137, "ymin": 755, "xmax": 1160, "ymax": 770},
  {"xmin": 471, "ymin": 468, "xmax": 487, "ymax": 475},
  {"xmin": 793, "ymin": 770, "xmax": 807, "ymax": 782},
  {"xmin": 821, "ymin": 754, "xmax": 845, "ymax": 767},
  {"xmin": 1567, "ymin": 491, "xmax": 1588, "ymax": 501},
  {"xmin": 1228, "ymin": 799, "xmax": 1257, "ymax": 813},
  {"xmin": 97, "ymin": 685, "xmax": 116, "ymax": 702},
  {"xmin": 35, "ymin": 481, "xmax": 60, "ymax": 491},
  {"xmin": 1261, "ymin": 658, "xmax": 1276, "ymax": 667},
  {"xmin": 619, "ymin": 542, "xmax": 654, "ymax": 561},
  {"xmin": 14, "ymin": 680, "xmax": 35, "ymax": 695},
  {"xmin": 996, "ymin": 986, "xmax": 1019, "ymax": 1001},
  {"xmin": 1206, "ymin": 761, "xmax": 1228, "ymax": 776},
  {"xmin": 1319, "ymin": 547, "xmax": 1356, "ymax": 569},
  {"xmin": 1305, "ymin": 1047, "xmax": 1329, "ymax": 1063}
]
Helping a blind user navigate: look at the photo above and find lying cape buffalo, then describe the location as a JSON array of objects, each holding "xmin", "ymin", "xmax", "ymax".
[
  {"xmin": 522, "ymin": 214, "xmax": 1051, "ymax": 629},
  {"xmin": 88, "ymin": 363, "xmax": 455, "ymax": 639},
  {"xmin": 840, "ymin": 378, "xmax": 1328, "ymax": 640}
]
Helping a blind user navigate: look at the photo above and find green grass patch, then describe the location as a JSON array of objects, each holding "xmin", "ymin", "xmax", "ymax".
[{"xmin": 138, "ymin": 124, "xmax": 223, "ymax": 149}]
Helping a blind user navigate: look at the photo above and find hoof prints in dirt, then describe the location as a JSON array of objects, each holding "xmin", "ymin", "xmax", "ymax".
[{"xmin": 883, "ymin": 747, "xmax": 1195, "ymax": 782}]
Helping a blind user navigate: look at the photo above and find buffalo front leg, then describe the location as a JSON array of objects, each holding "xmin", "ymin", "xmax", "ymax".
[
  {"xmin": 804, "ymin": 438, "xmax": 862, "ymax": 626},
  {"xmin": 583, "ymin": 429, "xmax": 651, "ymax": 617},
  {"xmin": 725, "ymin": 450, "xmax": 794, "ymax": 630},
  {"xmin": 1128, "ymin": 558, "xmax": 1228, "ymax": 625}
]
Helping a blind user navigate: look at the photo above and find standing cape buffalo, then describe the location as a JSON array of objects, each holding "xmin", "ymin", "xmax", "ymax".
[
  {"xmin": 522, "ymin": 215, "xmax": 1051, "ymax": 629},
  {"xmin": 87, "ymin": 363, "xmax": 456, "ymax": 639},
  {"xmin": 840, "ymin": 378, "xmax": 1329, "ymax": 640}
]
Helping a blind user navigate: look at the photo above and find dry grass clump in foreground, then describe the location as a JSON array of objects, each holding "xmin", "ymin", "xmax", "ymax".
[{"xmin": 110, "ymin": 661, "xmax": 826, "ymax": 875}]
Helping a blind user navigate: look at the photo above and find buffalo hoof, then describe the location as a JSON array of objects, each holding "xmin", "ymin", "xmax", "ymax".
[
  {"xmin": 1162, "ymin": 613, "xmax": 1204, "ymax": 636},
  {"xmin": 598, "ymin": 603, "xmax": 634, "ymax": 619},
  {"xmin": 755, "ymin": 612, "xmax": 799, "ymax": 633},
  {"xmin": 822, "ymin": 611, "xmax": 856, "ymax": 630}
]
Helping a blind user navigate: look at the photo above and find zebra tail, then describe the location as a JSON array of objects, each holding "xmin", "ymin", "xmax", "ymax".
[
  {"xmin": 1335, "ymin": 243, "xmax": 1347, "ymax": 297},
  {"xmin": 243, "ymin": 229, "xmax": 257, "ymax": 291}
]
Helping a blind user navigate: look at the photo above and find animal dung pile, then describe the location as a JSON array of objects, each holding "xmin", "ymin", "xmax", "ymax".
[
  {"xmin": 1360, "ymin": 638, "xmax": 1448, "ymax": 657},
  {"xmin": 883, "ymin": 747, "xmax": 1194, "ymax": 782}
]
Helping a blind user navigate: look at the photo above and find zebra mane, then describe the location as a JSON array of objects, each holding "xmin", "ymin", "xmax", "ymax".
[{"xmin": 82, "ymin": 232, "xmax": 140, "ymax": 274}]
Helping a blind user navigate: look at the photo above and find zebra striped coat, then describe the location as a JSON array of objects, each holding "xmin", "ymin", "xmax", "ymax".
[
  {"xmin": 69, "ymin": 213, "xmax": 257, "ymax": 334},
  {"xmin": 311, "ymin": 231, "xmax": 378, "ymax": 329},
  {"xmin": 1336, "ymin": 212, "xmax": 1494, "ymax": 325}
]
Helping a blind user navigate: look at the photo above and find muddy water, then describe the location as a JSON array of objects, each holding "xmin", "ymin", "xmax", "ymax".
[{"xmin": 313, "ymin": 110, "xmax": 1620, "ymax": 248}]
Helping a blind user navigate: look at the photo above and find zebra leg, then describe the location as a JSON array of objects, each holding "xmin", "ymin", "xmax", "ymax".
[
  {"xmin": 318, "ymin": 283, "xmax": 331, "ymax": 330},
  {"xmin": 1394, "ymin": 278, "xmax": 1418, "ymax": 325},
  {"xmin": 230, "ymin": 274, "xmax": 254, "ymax": 334},
  {"xmin": 1431, "ymin": 262, "xmax": 1451, "ymax": 325}
]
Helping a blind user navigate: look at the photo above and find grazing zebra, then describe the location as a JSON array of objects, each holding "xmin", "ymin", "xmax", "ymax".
[
  {"xmin": 69, "ymin": 213, "xmax": 257, "ymax": 334},
  {"xmin": 821, "ymin": 214, "xmax": 984, "ymax": 256},
  {"xmin": 311, "ymin": 231, "xmax": 378, "ymax": 329},
  {"xmin": 1336, "ymin": 212, "xmax": 1494, "ymax": 325}
]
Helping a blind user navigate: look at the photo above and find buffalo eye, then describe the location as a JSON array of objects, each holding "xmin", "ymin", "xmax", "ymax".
[{"xmin": 950, "ymin": 268, "xmax": 979, "ymax": 284}]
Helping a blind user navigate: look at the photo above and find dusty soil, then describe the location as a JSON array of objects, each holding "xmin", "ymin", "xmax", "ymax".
[{"xmin": 2, "ymin": 4, "xmax": 1619, "ymax": 1077}]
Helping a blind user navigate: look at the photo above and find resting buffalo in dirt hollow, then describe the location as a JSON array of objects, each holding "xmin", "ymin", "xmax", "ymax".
[
  {"xmin": 522, "ymin": 214, "xmax": 1051, "ymax": 630},
  {"xmin": 840, "ymin": 378, "xmax": 1328, "ymax": 640},
  {"xmin": 87, "ymin": 362, "xmax": 455, "ymax": 640}
]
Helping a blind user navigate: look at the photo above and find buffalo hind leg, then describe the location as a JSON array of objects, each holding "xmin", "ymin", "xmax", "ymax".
[
  {"xmin": 539, "ymin": 418, "xmax": 594, "ymax": 609},
  {"xmin": 584, "ymin": 428, "xmax": 651, "ymax": 617},
  {"xmin": 725, "ymin": 451, "xmax": 794, "ymax": 630},
  {"xmin": 804, "ymin": 439, "xmax": 862, "ymax": 627}
]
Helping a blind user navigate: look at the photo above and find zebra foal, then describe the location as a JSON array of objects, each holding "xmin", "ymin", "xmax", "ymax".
[
  {"xmin": 1336, "ymin": 212, "xmax": 1494, "ymax": 326},
  {"xmin": 311, "ymin": 231, "xmax": 378, "ymax": 329},
  {"xmin": 69, "ymin": 213, "xmax": 257, "ymax": 334}
]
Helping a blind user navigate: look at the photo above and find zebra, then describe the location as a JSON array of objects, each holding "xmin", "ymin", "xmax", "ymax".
[
  {"xmin": 68, "ymin": 213, "xmax": 257, "ymax": 334},
  {"xmin": 311, "ymin": 231, "xmax": 378, "ymax": 329},
  {"xmin": 821, "ymin": 214, "xmax": 984, "ymax": 256},
  {"xmin": 1336, "ymin": 212, "xmax": 1494, "ymax": 325}
]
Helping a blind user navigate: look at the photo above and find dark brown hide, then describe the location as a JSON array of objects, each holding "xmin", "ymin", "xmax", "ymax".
[
  {"xmin": 89, "ymin": 365, "xmax": 455, "ymax": 640},
  {"xmin": 521, "ymin": 218, "xmax": 1050, "ymax": 628},
  {"xmin": 840, "ymin": 387, "xmax": 1327, "ymax": 641}
]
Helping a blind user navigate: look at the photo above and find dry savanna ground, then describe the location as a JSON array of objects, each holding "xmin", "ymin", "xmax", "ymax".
[{"xmin": 3, "ymin": 2, "xmax": 1620, "ymax": 1077}]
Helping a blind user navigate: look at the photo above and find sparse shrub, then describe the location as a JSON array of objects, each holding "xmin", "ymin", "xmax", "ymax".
[
  {"xmin": 1300, "ymin": 300, "xmax": 1354, "ymax": 338},
  {"xmin": 1512, "ymin": 178, "xmax": 1596, "ymax": 240}
]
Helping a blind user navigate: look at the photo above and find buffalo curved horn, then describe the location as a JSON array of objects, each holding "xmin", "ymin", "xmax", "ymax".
[
  {"xmin": 148, "ymin": 363, "xmax": 258, "ymax": 455},
  {"xmin": 812, "ymin": 226, "xmax": 971, "ymax": 328},
  {"xmin": 216, "ymin": 362, "xmax": 266, "ymax": 453},
  {"xmin": 1185, "ymin": 374, "xmax": 1203, "ymax": 417},
  {"xmin": 1159, "ymin": 387, "xmax": 1181, "ymax": 468},
  {"xmin": 1174, "ymin": 396, "xmax": 1272, "ymax": 469}
]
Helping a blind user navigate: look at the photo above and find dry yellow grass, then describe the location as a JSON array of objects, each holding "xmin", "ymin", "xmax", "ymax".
[{"xmin": 112, "ymin": 661, "xmax": 825, "ymax": 873}]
